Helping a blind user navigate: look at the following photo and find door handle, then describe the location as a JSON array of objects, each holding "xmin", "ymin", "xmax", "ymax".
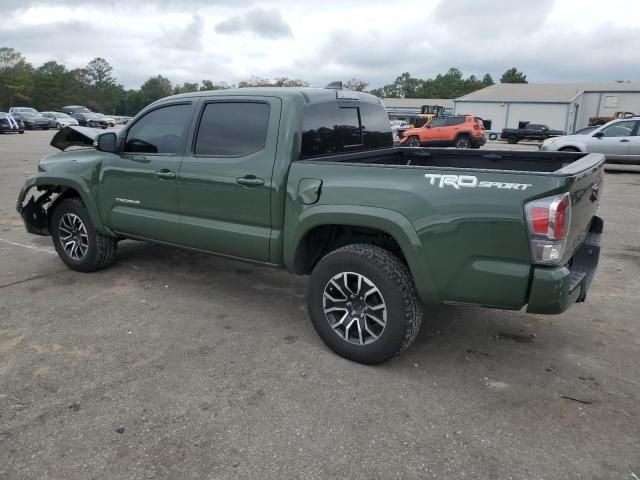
[
  {"xmin": 619, "ymin": 139, "xmax": 630, "ymax": 142},
  {"xmin": 154, "ymin": 169, "xmax": 176, "ymax": 179},
  {"xmin": 236, "ymin": 176, "xmax": 265, "ymax": 187}
]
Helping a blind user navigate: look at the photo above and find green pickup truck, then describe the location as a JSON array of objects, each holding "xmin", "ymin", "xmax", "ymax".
[{"xmin": 17, "ymin": 87, "xmax": 604, "ymax": 364}]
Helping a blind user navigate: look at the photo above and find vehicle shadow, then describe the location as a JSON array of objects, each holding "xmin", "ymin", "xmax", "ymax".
[{"xmin": 111, "ymin": 239, "xmax": 570, "ymax": 381}]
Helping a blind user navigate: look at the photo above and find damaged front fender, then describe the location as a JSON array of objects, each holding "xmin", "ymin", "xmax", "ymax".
[{"xmin": 16, "ymin": 176, "xmax": 112, "ymax": 237}]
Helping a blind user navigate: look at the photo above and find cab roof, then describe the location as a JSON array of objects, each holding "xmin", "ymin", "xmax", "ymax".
[{"xmin": 160, "ymin": 87, "xmax": 384, "ymax": 106}]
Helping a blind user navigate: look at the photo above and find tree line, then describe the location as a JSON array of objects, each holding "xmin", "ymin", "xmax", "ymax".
[
  {"xmin": 0, "ymin": 47, "xmax": 527, "ymax": 116},
  {"xmin": 368, "ymin": 67, "xmax": 527, "ymax": 99}
]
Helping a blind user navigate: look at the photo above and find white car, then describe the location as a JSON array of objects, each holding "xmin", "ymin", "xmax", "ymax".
[
  {"xmin": 540, "ymin": 117, "xmax": 640, "ymax": 165},
  {"xmin": 390, "ymin": 120, "xmax": 408, "ymax": 144},
  {"xmin": 41, "ymin": 112, "xmax": 79, "ymax": 129},
  {"xmin": 95, "ymin": 113, "xmax": 116, "ymax": 127}
]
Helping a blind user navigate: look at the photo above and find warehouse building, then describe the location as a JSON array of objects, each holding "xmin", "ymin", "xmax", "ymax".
[{"xmin": 453, "ymin": 82, "xmax": 640, "ymax": 134}]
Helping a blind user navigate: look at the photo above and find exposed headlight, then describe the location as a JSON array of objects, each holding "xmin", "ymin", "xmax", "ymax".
[{"xmin": 543, "ymin": 138, "xmax": 556, "ymax": 145}]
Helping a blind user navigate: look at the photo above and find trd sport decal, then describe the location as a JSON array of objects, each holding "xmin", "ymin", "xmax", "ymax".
[{"xmin": 424, "ymin": 174, "xmax": 532, "ymax": 191}]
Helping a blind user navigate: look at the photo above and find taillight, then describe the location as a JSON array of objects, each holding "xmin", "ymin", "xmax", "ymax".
[
  {"xmin": 524, "ymin": 193, "xmax": 571, "ymax": 265},
  {"xmin": 473, "ymin": 124, "xmax": 480, "ymax": 130}
]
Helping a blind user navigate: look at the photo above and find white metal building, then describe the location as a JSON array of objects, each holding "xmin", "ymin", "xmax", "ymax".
[{"xmin": 453, "ymin": 83, "xmax": 640, "ymax": 133}]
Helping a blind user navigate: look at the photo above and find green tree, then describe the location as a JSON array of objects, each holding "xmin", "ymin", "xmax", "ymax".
[
  {"xmin": 236, "ymin": 76, "xmax": 309, "ymax": 88},
  {"xmin": 272, "ymin": 77, "xmax": 308, "ymax": 87},
  {"xmin": 86, "ymin": 57, "xmax": 115, "ymax": 88},
  {"xmin": 500, "ymin": 67, "xmax": 527, "ymax": 83},
  {"xmin": 173, "ymin": 82, "xmax": 199, "ymax": 94},
  {"xmin": 200, "ymin": 80, "xmax": 232, "ymax": 91},
  {"xmin": 138, "ymin": 75, "xmax": 173, "ymax": 106},
  {"xmin": 31, "ymin": 61, "xmax": 72, "ymax": 111},
  {"xmin": 0, "ymin": 47, "xmax": 34, "ymax": 109},
  {"xmin": 344, "ymin": 78, "xmax": 369, "ymax": 91},
  {"xmin": 482, "ymin": 73, "xmax": 494, "ymax": 86},
  {"xmin": 85, "ymin": 57, "xmax": 121, "ymax": 112}
]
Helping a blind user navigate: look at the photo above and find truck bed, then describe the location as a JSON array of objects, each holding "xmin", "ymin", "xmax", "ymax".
[
  {"xmin": 301, "ymin": 147, "xmax": 594, "ymax": 174},
  {"xmin": 289, "ymin": 146, "xmax": 604, "ymax": 311}
]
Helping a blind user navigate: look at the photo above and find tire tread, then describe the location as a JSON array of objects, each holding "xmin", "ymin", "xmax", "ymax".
[
  {"xmin": 53, "ymin": 198, "xmax": 117, "ymax": 272},
  {"xmin": 319, "ymin": 244, "xmax": 423, "ymax": 358}
]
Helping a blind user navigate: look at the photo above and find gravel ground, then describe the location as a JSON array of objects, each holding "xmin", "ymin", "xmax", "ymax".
[{"xmin": 1, "ymin": 131, "xmax": 639, "ymax": 479}]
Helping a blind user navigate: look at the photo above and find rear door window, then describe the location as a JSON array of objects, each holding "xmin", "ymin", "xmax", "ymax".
[{"xmin": 194, "ymin": 102, "xmax": 270, "ymax": 156}]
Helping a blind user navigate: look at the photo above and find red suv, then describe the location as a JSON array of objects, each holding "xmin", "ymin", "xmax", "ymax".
[{"xmin": 399, "ymin": 115, "xmax": 486, "ymax": 148}]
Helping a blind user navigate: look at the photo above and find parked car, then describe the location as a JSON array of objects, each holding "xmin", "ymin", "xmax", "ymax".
[
  {"xmin": 0, "ymin": 112, "xmax": 24, "ymax": 134},
  {"xmin": 8, "ymin": 106, "xmax": 39, "ymax": 115},
  {"xmin": 11, "ymin": 111, "xmax": 50, "ymax": 130},
  {"xmin": 588, "ymin": 111, "xmax": 635, "ymax": 126},
  {"xmin": 41, "ymin": 112, "xmax": 79, "ymax": 129},
  {"xmin": 501, "ymin": 122, "xmax": 565, "ymax": 144},
  {"xmin": 61, "ymin": 105, "xmax": 92, "ymax": 115},
  {"xmin": 95, "ymin": 113, "xmax": 116, "ymax": 127},
  {"xmin": 399, "ymin": 115, "xmax": 486, "ymax": 148},
  {"xmin": 71, "ymin": 113, "xmax": 109, "ymax": 129},
  {"xmin": 390, "ymin": 120, "xmax": 408, "ymax": 143},
  {"xmin": 540, "ymin": 117, "xmax": 640, "ymax": 165},
  {"xmin": 16, "ymin": 86, "xmax": 604, "ymax": 364}
]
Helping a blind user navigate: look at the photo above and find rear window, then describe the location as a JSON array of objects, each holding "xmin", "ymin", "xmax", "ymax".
[
  {"xmin": 429, "ymin": 118, "xmax": 447, "ymax": 127},
  {"xmin": 301, "ymin": 101, "xmax": 392, "ymax": 157},
  {"xmin": 445, "ymin": 117, "xmax": 465, "ymax": 126}
]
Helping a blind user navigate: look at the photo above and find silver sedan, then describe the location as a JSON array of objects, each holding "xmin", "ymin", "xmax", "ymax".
[{"xmin": 540, "ymin": 117, "xmax": 640, "ymax": 164}]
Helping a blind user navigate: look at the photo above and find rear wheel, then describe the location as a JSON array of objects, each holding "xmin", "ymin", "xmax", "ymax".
[
  {"xmin": 307, "ymin": 244, "xmax": 423, "ymax": 364},
  {"xmin": 51, "ymin": 198, "xmax": 117, "ymax": 272},
  {"xmin": 507, "ymin": 135, "xmax": 518, "ymax": 144},
  {"xmin": 406, "ymin": 136, "xmax": 421, "ymax": 148},
  {"xmin": 455, "ymin": 135, "xmax": 471, "ymax": 149}
]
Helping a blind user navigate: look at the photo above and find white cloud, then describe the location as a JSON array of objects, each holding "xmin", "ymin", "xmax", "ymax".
[
  {"xmin": 215, "ymin": 7, "xmax": 292, "ymax": 39},
  {"xmin": 1, "ymin": 0, "xmax": 639, "ymax": 88}
]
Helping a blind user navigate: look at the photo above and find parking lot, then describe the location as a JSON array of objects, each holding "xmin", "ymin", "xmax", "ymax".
[{"xmin": 1, "ymin": 131, "xmax": 639, "ymax": 479}]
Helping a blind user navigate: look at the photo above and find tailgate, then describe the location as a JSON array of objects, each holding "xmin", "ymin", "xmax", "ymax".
[{"xmin": 559, "ymin": 153, "xmax": 605, "ymax": 263}]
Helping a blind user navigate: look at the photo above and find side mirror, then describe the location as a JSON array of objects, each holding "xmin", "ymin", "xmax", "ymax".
[
  {"xmin": 425, "ymin": 124, "xmax": 431, "ymax": 128},
  {"xmin": 96, "ymin": 132, "xmax": 117, "ymax": 152},
  {"xmin": 592, "ymin": 131, "xmax": 604, "ymax": 139}
]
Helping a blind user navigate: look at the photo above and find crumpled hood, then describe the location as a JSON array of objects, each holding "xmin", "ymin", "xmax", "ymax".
[{"xmin": 50, "ymin": 125, "xmax": 100, "ymax": 150}]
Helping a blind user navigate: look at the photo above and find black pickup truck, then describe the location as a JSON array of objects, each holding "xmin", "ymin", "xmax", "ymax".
[{"xmin": 501, "ymin": 122, "xmax": 565, "ymax": 144}]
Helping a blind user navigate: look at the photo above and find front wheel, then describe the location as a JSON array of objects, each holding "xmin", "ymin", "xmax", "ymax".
[
  {"xmin": 307, "ymin": 244, "xmax": 423, "ymax": 364},
  {"xmin": 51, "ymin": 198, "xmax": 117, "ymax": 272},
  {"xmin": 507, "ymin": 135, "xmax": 518, "ymax": 144}
]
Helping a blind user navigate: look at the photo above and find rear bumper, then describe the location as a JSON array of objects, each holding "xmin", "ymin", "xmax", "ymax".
[{"xmin": 526, "ymin": 216, "xmax": 603, "ymax": 314}]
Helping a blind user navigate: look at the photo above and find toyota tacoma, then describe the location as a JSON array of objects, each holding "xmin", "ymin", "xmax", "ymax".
[{"xmin": 17, "ymin": 86, "xmax": 604, "ymax": 364}]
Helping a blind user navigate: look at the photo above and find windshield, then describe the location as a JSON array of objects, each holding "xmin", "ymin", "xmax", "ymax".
[{"xmin": 16, "ymin": 107, "xmax": 38, "ymax": 113}]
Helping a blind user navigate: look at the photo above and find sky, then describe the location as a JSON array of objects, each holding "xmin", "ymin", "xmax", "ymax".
[{"xmin": 1, "ymin": 0, "xmax": 639, "ymax": 89}]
